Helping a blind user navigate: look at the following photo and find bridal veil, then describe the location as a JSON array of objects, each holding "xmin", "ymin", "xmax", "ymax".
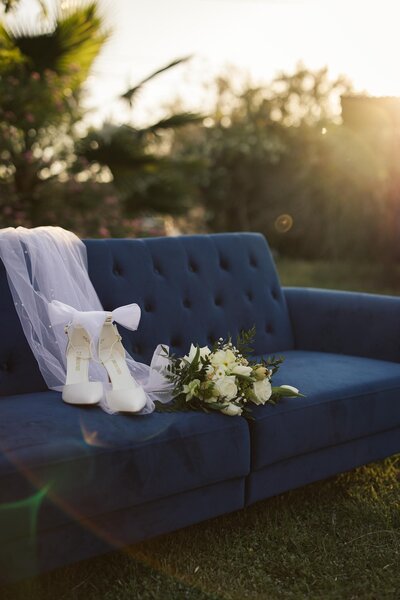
[{"xmin": 0, "ymin": 226, "xmax": 172, "ymax": 413}]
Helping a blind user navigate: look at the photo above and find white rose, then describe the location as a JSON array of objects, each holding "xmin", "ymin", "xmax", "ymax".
[
  {"xmin": 252, "ymin": 379, "xmax": 272, "ymax": 405},
  {"xmin": 214, "ymin": 376, "xmax": 238, "ymax": 401},
  {"xmin": 280, "ymin": 385, "xmax": 299, "ymax": 394},
  {"xmin": 231, "ymin": 364, "xmax": 252, "ymax": 377},
  {"xmin": 221, "ymin": 403, "xmax": 243, "ymax": 416},
  {"xmin": 210, "ymin": 349, "xmax": 236, "ymax": 370}
]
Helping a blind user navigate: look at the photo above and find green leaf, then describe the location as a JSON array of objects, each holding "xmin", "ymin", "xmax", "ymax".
[
  {"xmin": 120, "ymin": 56, "xmax": 192, "ymax": 106},
  {"xmin": 145, "ymin": 112, "xmax": 204, "ymax": 133},
  {"xmin": 236, "ymin": 326, "xmax": 256, "ymax": 356},
  {"xmin": 160, "ymin": 345, "xmax": 170, "ymax": 358}
]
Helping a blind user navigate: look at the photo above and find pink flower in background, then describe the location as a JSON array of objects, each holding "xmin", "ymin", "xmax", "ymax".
[
  {"xmin": 23, "ymin": 151, "xmax": 33, "ymax": 163},
  {"xmin": 3, "ymin": 206, "xmax": 12, "ymax": 216},
  {"xmin": 149, "ymin": 227, "xmax": 164, "ymax": 236},
  {"xmin": 98, "ymin": 227, "xmax": 110, "ymax": 238},
  {"xmin": 105, "ymin": 195, "xmax": 118, "ymax": 206},
  {"xmin": 31, "ymin": 72, "xmax": 40, "ymax": 81},
  {"xmin": 25, "ymin": 113, "xmax": 35, "ymax": 123}
]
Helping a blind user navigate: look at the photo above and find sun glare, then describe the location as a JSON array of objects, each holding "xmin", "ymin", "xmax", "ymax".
[
  {"xmin": 6, "ymin": 0, "xmax": 400, "ymax": 121},
  {"xmin": 84, "ymin": 0, "xmax": 400, "ymax": 125}
]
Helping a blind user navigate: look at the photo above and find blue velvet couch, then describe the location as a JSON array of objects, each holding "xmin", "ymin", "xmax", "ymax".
[{"xmin": 1, "ymin": 232, "xmax": 399, "ymax": 583}]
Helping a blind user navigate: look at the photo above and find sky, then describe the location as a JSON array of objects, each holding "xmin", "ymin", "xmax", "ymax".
[{"xmin": 7, "ymin": 0, "xmax": 400, "ymax": 125}]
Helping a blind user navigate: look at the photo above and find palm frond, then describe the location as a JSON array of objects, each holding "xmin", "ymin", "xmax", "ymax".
[
  {"xmin": 56, "ymin": 3, "xmax": 109, "ymax": 78},
  {"xmin": 145, "ymin": 112, "xmax": 204, "ymax": 133},
  {"xmin": 77, "ymin": 125, "xmax": 158, "ymax": 169},
  {"xmin": 2, "ymin": 2, "xmax": 109, "ymax": 80},
  {"xmin": 120, "ymin": 56, "xmax": 191, "ymax": 106},
  {"xmin": 0, "ymin": 45, "xmax": 25, "ymax": 71},
  {"xmin": 0, "ymin": 20, "xmax": 13, "ymax": 45}
]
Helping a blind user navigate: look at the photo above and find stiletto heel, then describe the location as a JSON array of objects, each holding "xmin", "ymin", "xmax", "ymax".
[
  {"xmin": 99, "ymin": 316, "xmax": 146, "ymax": 413},
  {"xmin": 63, "ymin": 324, "xmax": 103, "ymax": 405}
]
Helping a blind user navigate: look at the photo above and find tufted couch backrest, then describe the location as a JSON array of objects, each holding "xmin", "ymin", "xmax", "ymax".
[
  {"xmin": 85, "ymin": 233, "xmax": 294, "ymax": 365},
  {"xmin": 0, "ymin": 233, "xmax": 294, "ymax": 396}
]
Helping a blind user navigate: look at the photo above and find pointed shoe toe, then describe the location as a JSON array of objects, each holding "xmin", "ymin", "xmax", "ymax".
[
  {"xmin": 105, "ymin": 386, "xmax": 147, "ymax": 413},
  {"xmin": 62, "ymin": 381, "xmax": 103, "ymax": 405}
]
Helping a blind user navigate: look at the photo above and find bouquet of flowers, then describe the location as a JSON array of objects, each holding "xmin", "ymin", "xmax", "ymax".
[{"xmin": 161, "ymin": 328, "xmax": 301, "ymax": 417}]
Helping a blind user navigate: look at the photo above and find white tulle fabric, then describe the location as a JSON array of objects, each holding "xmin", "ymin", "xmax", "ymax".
[{"xmin": 0, "ymin": 226, "xmax": 173, "ymax": 414}]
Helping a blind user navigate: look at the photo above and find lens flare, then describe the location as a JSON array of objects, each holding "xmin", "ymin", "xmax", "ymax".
[
  {"xmin": 274, "ymin": 214, "xmax": 293, "ymax": 233},
  {"xmin": 0, "ymin": 485, "xmax": 50, "ymax": 580},
  {"xmin": 80, "ymin": 417, "xmax": 110, "ymax": 448},
  {"xmin": 0, "ymin": 484, "xmax": 50, "ymax": 541}
]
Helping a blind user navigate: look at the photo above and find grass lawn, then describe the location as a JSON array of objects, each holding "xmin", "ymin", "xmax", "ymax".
[
  {"xmin": 276, "ymin": 258, "xmax": 400, "ymax": 296},
  {"xmin": 2, "ymin": 259, "xmax": 400, "ymax": 599},
  {"xmin": 3, "ymin": 458, "xmax": 399, "ymax": 600}
]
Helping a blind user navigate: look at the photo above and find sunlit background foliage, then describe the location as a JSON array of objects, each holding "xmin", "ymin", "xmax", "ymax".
[{"xmin": 1, "ymin": 0, "xmax": 400, "ymax": 266}]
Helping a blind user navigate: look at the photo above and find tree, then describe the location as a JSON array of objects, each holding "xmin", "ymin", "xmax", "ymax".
[
  {"xmin": 0, "ymin": 1, "xmax": 108, "ymax": 224},
  {"xmin": 266, "ymin": 63, "xmax": 352, "ymax": 126},
  {"xmin": 76, "ymin": 58, "xmax": 203, "ymax": 217},
  {"xmin": 0, "ymin": 4, "xmax": 203, "ymax": 232},
  {"xmin": 171, "ymin": 65, "xmax": 386, "ymax": 259}
]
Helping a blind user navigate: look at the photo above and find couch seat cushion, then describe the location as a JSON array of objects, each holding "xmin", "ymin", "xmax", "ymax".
[
  {"xmin": 0, "ymin": 391, "xmax": 249, "ymax": 529},
  {"xmin": 249, "ymin": 350, "xmax": 400, "ymax": 470}
]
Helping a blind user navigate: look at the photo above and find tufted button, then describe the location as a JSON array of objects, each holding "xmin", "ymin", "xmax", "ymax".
[
  {"xmin": 249, "ymin": 255, "xmax": 258, "ymax": 267},
  {"xmin": 144, "ymin": 302, "xmax": 153, "ymax": 313},
  {"xmin": 247, "ymin": 291, "xmax": 253, "ymax": 301},
  {"xmin": 171, "ymin": 336, "xmax": 182, "ymax": 347},
  {"xmin": 133, "ymin": 344, "xmax": 142, "ymax": 354},
  {"xmin": 189, "ymin": 261, "xmax": 198, "ymax": 273},
  {"xmin": 271, "ymin": 289, "xmax": 279, "ymax": 300},
  {"xmin": 113, "ymin": 264, "xmax": 122, "ymax": 276},
  {"xmin": 183, "ymin": 298, "xmax": 191, "ymax": 309},
  {"xmin": 214, "ymin": 296, "xmax": 222, "ymax": 307},
  {"xmin": 153, "ymin": 264, "xmax": 162, "ymax": 276},
  {"xmin": 207, "ymin": 334, "xmax": 215, "ymax": 344},
  {"xmin": 220, "ymin": 257, "xmax": 229, "ymax": 271},
  {"xmin": 266, "ymin": 324, "xmax": 274, "ymax": 334},
  {"xmin": 0, "ymin": 361, "xmax": 10, "ymax": 372}
]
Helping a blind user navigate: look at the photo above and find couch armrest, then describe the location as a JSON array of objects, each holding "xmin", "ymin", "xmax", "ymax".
[{"xmin": 283, "ymin": 287, "xmax": 400, "ymax": 362}]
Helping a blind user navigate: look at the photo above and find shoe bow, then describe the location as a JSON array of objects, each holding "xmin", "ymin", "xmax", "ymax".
[{"xmin": 48, "ymin": 300, "xmax": 141, "ymax": 333}]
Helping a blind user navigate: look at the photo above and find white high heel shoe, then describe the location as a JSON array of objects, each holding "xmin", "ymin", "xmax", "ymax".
[
  {"xmin": 99, "ymin": 316, "xmax": 147, "ymax": 413},
  {"xmin": 63, "ymin": 324, "xmax": 103, "ymax": 405}
]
